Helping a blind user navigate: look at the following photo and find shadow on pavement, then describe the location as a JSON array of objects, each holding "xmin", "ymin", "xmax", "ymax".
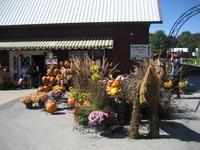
[{"xmin": 160, "ymin": 121, "xmax": 200, "ymax": 142}]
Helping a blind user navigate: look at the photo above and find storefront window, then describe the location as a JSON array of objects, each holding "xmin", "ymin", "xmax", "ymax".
[{"xmin": 68, "ymin": 51, "xmax": 88, "ymax": 60}]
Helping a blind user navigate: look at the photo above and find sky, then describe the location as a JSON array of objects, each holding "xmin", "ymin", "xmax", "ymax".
[{"xmin": 150, "ymin": 0, "xmax": 200, "ymax": 35}]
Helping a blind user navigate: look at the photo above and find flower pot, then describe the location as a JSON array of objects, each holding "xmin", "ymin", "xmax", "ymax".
[
  {"xmin": 38, "ymin": 100, "xmax": 45, "ymax": 108},
  {"xmin": 94, "ymin": 124, "xmax": 106, "ymax": 132},
  {"xmin": 25, "ymin": 102, "xmax": 33, "ymax": 109}
]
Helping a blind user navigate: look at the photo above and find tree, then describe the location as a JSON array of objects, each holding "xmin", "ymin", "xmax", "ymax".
[
  {"xmin": 177, "ymin": 31, "xmax": 192, "ymax": 47},
  {"xmin": 167, "ymin": 36, "xmax": 178, "ymax": 48},
  {"xmin": 149, "ymin": 30, "xmax": 168, "ymax": 52}
]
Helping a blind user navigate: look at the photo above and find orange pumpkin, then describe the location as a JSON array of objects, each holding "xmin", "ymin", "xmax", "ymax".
[
  {"xmin": 46, "ymin": 76, "xmax": 51, "ymax": 83},
  {"xmin": 82, "ymin": 100, "xmax": 91, "ymax": 107},
  {"xmin": 37, "ymin": 86, "xmax": 44, "ymax": 92},
  {"xmin": 45, "ymin": 101, "xmax": 57, "ymax": 113},
  {"xmin": 68, "ymin": 98, "xmax": 76, "ymax": 107},
  {"xmin": 47, "ymin": 68, "xmax": 54, "ymax": 74},
  {"xmin": 42, "ymin": 76, "xmax": 48, "ymax": 83},
  {"xmin": 54, "ymin": 68, "xmax": 60, "ymax": 75},
  {"xmin": 50, "ymin": 76, "xmax": 56, "ymax": 83},
  {"xmin": 111, "ymin": 80, "xmax": 121, "ymax": 88},
  {"xmin": 43, "ymin": 86, "xmax": 49, "ymax": 93}
]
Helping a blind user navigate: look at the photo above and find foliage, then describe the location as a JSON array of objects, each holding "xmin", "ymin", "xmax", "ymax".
[
  {"xmin": 149, "ymin": 30, "xmax": 169, "ymax": 52},
  {"xmin": 70, "ymin": 55, "xmax": 119, "ymax": 110},
  {"xmin": 75, "ymin": 106, "xmax": 95, "ymax": 127}
]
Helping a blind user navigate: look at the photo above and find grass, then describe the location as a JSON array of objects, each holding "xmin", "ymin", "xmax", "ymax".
[{"xmin": 182, "ymin": 57, "xmax": 200, "ymax": 66}]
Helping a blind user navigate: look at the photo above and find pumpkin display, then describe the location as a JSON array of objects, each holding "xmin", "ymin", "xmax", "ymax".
[
  {"xmin": 45, "ymin": 101, "xmax": 57, "ymax": 114},
  {"xmin": 47, "ymin": 68, "xmax": 54, "ymax": 75},
  {"xmin": 54, "ymin": 68, "xmax": 60, "ymax": 75},
  {"xmin": 82, "ymin": 100, "xmax": 92, "ymax": 107},
  {"xmin": 67, "ymin": 97, "xmax": 76, "ymax": 107}
]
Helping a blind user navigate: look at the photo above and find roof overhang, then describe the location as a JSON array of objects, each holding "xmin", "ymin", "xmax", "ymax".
[{"xmin": 0, "ymin": 37, "xmax": 114, "ymax": 51}]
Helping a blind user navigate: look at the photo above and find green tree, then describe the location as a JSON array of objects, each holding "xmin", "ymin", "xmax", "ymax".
[
  {"xmin": 149, "ymin": 30, "xmax": 168, "ymax": 52},
  {"xmin": 167, "ymin": 36, "xmax": 178, "ymax": 48},
  {"xmin": 177, "ymin": 31, "xmax": 192, "ymax": 47}
]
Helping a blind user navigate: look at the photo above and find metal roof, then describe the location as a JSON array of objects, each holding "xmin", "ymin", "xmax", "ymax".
[
  {"xmin": 0, "ymin": 37, "xmax": 114, "ymax": 50},
  {"xmin": 0, "ymin": 0, "xmax": 162, "ymax": 26}
]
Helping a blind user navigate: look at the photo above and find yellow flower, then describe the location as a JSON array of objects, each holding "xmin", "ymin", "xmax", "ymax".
[{"xmin": 91, "ymin": 73, "xmax": 101, "ymax": 80}]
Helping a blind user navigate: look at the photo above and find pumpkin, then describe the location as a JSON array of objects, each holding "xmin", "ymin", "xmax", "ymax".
[
  {"xmin": 54, "ymin": 68, "xmax": 60, "ymax": 75},
  {"xmin": 47, "ymin": 68, "xmax": 54, "ymax": 74},
  {"xmin": 45, "ymin": 101, "xmax": 57, "ymax": 113},
  {"xmin": 68, "ymin": 97, "xmax": 76, "ymax": 107},
  {"xmin": 82, "ymin": 100, "xmax": 91, "ymax": 107},
  {"xmin": 37, "ymin": 86, "xmax": 44, "ymax": 92},
  {"xmin": 46, "ymin": 76, "xmax": 51, "ymax": 83},
  {"xmin": 42, "ymin": 76, "xmax": 48, "ymax": 83},
  {"xmin": 43, "ymin": 86, "xmax": 49, "ymax": 92},
  {"xmin": 59, "ymin": 61, "xmax": 64, "ymax": 66},
  {"xmin": 111, "ymin": 80, "xmax": 121, "ymax": 88},
  {"xmin": 50, "ymin": 76, "xmax": 56, "ymax": 83}
]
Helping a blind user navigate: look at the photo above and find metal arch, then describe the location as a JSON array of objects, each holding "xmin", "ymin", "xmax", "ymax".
[{"xmin": 169, "ymin": 4, "xmax": 200, "ymax": 37}]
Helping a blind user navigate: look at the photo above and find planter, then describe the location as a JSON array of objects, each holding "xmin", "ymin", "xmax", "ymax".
[
  {"xmin": 25, "ymin": 102, "xmax": 33, "ymax": 109},
  {"xmin": 94, "ymin": 123, "xmax": 106, "ymax": 132},
  {"xmin": 38, "ymin": 100, "xmax": 45, "ymax": 108}
]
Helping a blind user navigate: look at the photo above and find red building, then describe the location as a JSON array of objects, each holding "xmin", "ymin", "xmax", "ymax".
[{"xmin": 0, "ymin": 0, "xmax": 162, "ymax": 80}]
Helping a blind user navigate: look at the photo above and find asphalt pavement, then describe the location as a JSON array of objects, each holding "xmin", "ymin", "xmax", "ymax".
[{"xmin": 0, "ymin": 77, "xmax": 200, "ymax": 150}]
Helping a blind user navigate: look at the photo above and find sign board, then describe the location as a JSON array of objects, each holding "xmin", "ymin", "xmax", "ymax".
[
  {"xmin": 130, "ymin": 44, "xmax": 151, "ymax": 60},
  {"xmin": 45, "ymin": 58, "xmax": 58, "ymax": 65}
]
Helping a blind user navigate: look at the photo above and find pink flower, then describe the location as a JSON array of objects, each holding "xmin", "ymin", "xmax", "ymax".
[{"xmin": 88, "ymin": 111, "xmax": 108, "ymax": 126}]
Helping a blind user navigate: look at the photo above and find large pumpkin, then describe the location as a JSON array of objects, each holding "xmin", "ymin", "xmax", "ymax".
[
  {"xmin": 45, "ymin": 101, "xmax": 57, "ymax": 113},
  {"xmin": 68, "ymin": 98, "xmax": 76, "ymax": 107},
  {"xmin": 54, "ymin": 68, "xmax": 60, "ymax": 75}
]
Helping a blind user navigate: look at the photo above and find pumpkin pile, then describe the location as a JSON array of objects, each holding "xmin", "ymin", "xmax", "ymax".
[{"xmin": 39, "ymin": 60, "xmax": 72, "ymax": 92}]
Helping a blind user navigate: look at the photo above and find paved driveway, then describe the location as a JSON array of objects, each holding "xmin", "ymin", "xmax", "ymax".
[{"xmin": 0, "ymin": 78, "xmax": 200, "ymax": 150}]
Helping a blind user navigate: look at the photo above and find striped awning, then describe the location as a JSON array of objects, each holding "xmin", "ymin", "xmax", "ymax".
[{"xmin": 0, "ymin": 37, "xmax": 113, "ymax": 50}]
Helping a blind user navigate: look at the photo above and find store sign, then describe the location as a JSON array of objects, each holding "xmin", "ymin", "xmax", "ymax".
[
  {"xmin": 130, "ymin": 44, "xmax": 151, "ymax": 60},
  {"xmin": 45, "ymin": 58, "xmax": 58, "ymax": 65}
]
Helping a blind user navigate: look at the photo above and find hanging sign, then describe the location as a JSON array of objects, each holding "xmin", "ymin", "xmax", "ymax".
[{"xmin": 130, "ymin": 44, "xmax": 151, "ymax": 60}]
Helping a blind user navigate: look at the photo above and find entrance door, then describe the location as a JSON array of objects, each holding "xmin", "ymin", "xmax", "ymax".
[{"xmin": 31, "ymin": 55, "xmax": 46, "ymax": 75}]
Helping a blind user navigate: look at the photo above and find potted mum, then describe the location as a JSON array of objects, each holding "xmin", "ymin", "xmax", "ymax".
[
  {"xmin": 20, "ymin": 95, "xmax": 33, "ymax": 109},
  {"xmin": 88, "ymin": 111, "xmax": 108, "ymax": 131}
]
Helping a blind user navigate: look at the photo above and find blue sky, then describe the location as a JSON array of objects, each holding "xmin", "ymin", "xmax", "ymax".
[{"xmin": 150, "ymin": 0, "xmax": 200, "ymax": 35}]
